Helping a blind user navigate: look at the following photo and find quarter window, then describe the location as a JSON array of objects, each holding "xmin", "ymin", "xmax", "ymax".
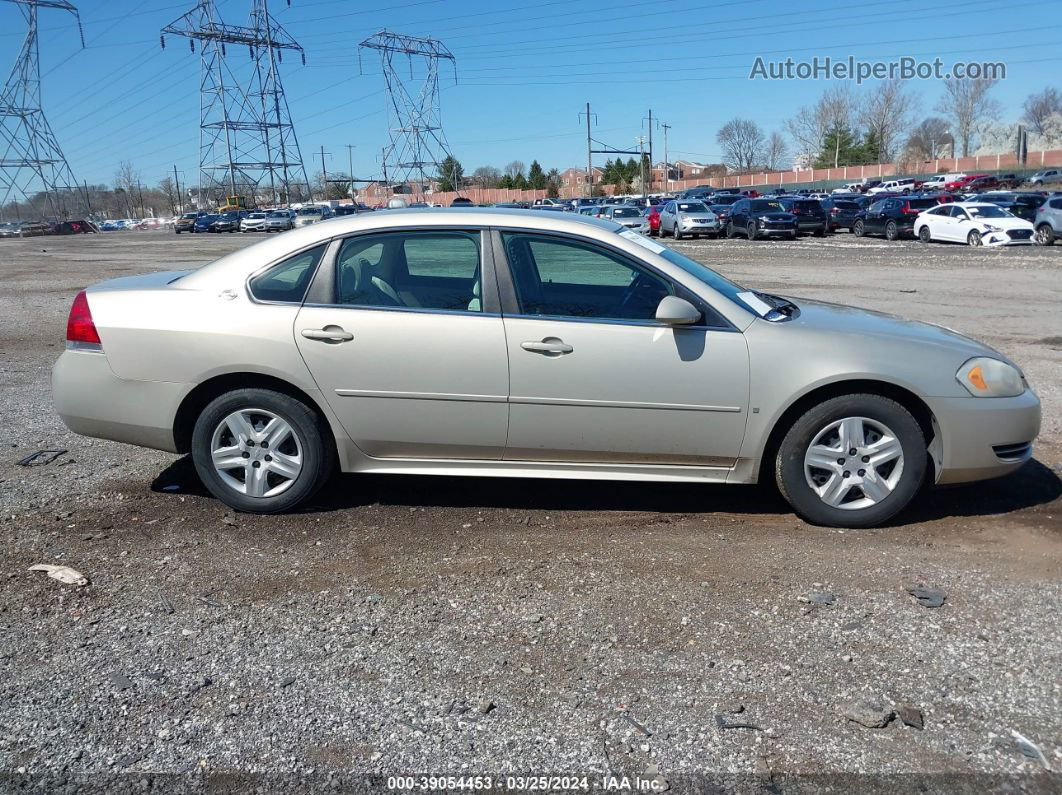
[
  {"xmin": 248, "ymin": 244, "xmax": 326, "ymax": 303},
  {"xmin": 335, "ymin": 231, "xmax": 482, "ymax": 312},
  {"xmin": 501, "ymin": 233, "xmax": 674, "ymax": 322}
]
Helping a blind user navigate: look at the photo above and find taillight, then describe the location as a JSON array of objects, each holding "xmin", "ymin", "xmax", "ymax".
[
  {"xmin": 830, "ymin": 207, "xmax": 840, "ymax": 215},
  {"xmin": 66, "ymin": 290, "xmax": 101, "ymax": 349}
]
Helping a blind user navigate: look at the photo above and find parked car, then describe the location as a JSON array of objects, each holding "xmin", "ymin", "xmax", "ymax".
[
  {"xmin": 868, "ymin": 178, "xmax": 918, "ymax": 196},
  {"xmin": 645, "ymin": 206, "xmax": 662, "ymax": 237},
  {"xmin": 853, "ymin": 197, "xmax": 941, "ymax": 240},
  {"xmin": 994, "ymin": 173, "xmax": 1022, "ymax": 190},
  {"xmin": 859, "ymin": 179, "xmax": 882, "ymax": 194},
  {"xmin": 240, "ymin": 212, "xmax": 269, "ymax": 232},
  {"xmin": 264, "ymin": 209, "xmax": 295, "ymax": 233},
  {"xmin": 825, "ymin": 198, "xmax": 866, "ymax": 232},
  {"xmin": 726, "ymin": 198, "xmax": 798, "ymax": 239},
  {"xmin": 944, "ymin": 174, "xmax": 990, "ymax": 192},
  {"xmin": 0, "ymin": 221, "xmax": 19, "ymax": 238},
  {"xmin": 193, "ymin": 214, "xmax": 219, "ymax": 233},
  {"xmin": 1033, "ymin": 195, "xmax": 1062, "ymax": 245},
  {"xmin": 920, "ymin": 174, "xmax": 959, "ymax": 192},
  {"xmin": 913, "ymin": 202, "xmax": 1035, "ymax": 246},
  {"xmin": 293, "ymin": 205, "xmax": 332, "ymax": 228},
  {"xmin": 598, "ymin": 205, "xmax": 646, "ymax": 229},
  {"xmin": 174, "ymin": 212, "xmax": 202, "ymax": 234},
  {"xmin": 1025, "ymin": 169, "xmax": 1060, "ymax": 187},
  {"xmin": 14, "ymin": 220, "xmax": 49, "ymax": 237},
  {"xmin": 709, "ymin": 203, "xmax": 735, "ymax": 233},
  {"xmin": 658, "ymin": 200, "xmax": 720, "ymax": 239},
  {"xmin": 966, "ymin": 192, "xmax": 1046, "ymax": 223},
  {"xmin": 775, "ymin": 197, "xmax": 828, "ymax": 236},
  {"xmin": 52, "ymin": 208, "xmax": 1041, "ymax": 528},
  {"xmin": 210, "ymin": 211, "xmax": 247, "ymax": 233}
]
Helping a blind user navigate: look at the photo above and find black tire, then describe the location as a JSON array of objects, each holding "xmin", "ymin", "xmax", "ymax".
[
  {"xmin": 967, "ymin": 229, "xmax": 982, "ymax": 247},
  {"xmin": 747, "ymin": 221, "xmax": 758, "ymax": 241},
  {"xmin": 674, "ymin": 225, "xmax": 683, "ymax": 240},
  {"xmin": 1035, "ymin": 223, "xmax": 1055, "ymax": 246},
  {"xmin": 775, "ymin": 394, "xmax": 927, "ymax": 528},
  {"xmin": 726, "ymin": 221, "xmax": 735, "ymax": 239},
  {"xmin": 175, "ymin": 230, "xmax": 181, "ymax": 234},
  {"xmin": 853, "ymin": 220, "xmax": 865, "ymax": 237},
  {"xmin": 918, "ymin": 225, "xmax": 932, "ymax": 244},
  {"xmin": 884, "ymin": 221, "xmax": 899, "ymax": 241},
  {"xmin": 814, "ymin": 225, "xmax": 826, "ymax": 237},
  {"xmin": 191, "ymin": 388, "xmax": 335, "ymax": 513}
]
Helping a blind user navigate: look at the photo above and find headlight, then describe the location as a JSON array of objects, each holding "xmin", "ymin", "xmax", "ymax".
[
  {"xmin": 956, "ymin": 357, "xmax": 1024, "ymax": 397},
  {"xmin": 982, "ymin": 224, "xmax": 1003, "ymax": 232}
]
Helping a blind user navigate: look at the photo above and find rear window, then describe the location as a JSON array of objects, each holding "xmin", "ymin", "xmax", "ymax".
[
  {"xmin": 249, "ymin": 245, "xmax": 326, "ymax": 303},
  {"xmin": 834, "ymin": 201, "xmax": 860, "ymax": 210},
  {"xmin": 791, "ymin": 200, "xmax": 820, "ymax": 210},
  {"xmin": 907, "ymin": 199, "xmax": 937, "ymax": 209}
]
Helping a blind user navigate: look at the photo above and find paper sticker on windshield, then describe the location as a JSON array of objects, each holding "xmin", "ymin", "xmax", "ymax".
[
  {"xmin": 619, "ymin": 229, "xmax": 665, "ymax": 253},
  {"xmin": 736, "ymin": 291, "xmax": 773, "ymax": 317}
]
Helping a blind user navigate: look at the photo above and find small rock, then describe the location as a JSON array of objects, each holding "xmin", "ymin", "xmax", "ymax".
[
  {"xmin": 221, "ymin": 513, "xmax": 237, "ymax": 526},
  {"xmin": 895, "ymin": 703, "xmax": 924, "ymax": 730},
  {"xmin": 1012, "ymin": 730, "xmax": 1051, "ymax": 769},
  {"xmin": 106, "ymin": 672, "xmax": 134, "ymax": 691},
  {"xmin": 477, "ymin": 698, "xmax": 494, "ymax": 715},
  {"xmin": 524, "ymin": 614, "xmax": 543, "ymax": 624},
  {"xmin": 279, "ymin": 675, "xmax": 296, "ymax": 688},
  {"xmin": 905, "ymin": 585, "xmax": 946, "ymax": 608},
  {"xmin": 839, "ymin": 698, "xmax": 894, "ymax": 728},
  {"xmin": 808, "ymin": 591, "xmax": 836, "ymax": 605},
  {"xmin": 367, "ymin": 593, "xmax": 383, "ymax": 605}
]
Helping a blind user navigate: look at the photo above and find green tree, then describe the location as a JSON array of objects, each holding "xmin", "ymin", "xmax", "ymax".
[
  {"xmin": 546, "ymin": 168, "xmax": 561, "ymax": 198},
  {"xmin": 814, "ymin": 125, "xmax": 865, "ymax": 169},
  {"xmin": 436, "ymin": 155, "xmax": 464, "ymax": 192},
  {"xmin": 528, "ymin": 160, "xmax": 546, "ymax": 190},
  {"xmin": 513, "ymin": 172, "xmax": 529, "ymax": 190},
  {"xmin": 499, "ymin": 174, "xmax": 513, "ymax": 189}
]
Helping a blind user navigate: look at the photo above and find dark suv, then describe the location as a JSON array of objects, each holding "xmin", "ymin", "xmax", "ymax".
[
  {"xmin": 776, "ymin": 197, "xmax": 828, "ymax": 236},
  {"xmin": 825, "ymin": 197, "xmax": 870, "ymax": 231},
  {"xmin": 726, "ymin": 198, "xmax": 798, "ymax": 240},
  {"xmin": 853, "ymin": 197, "xmax": 940, "ymax": 240}
]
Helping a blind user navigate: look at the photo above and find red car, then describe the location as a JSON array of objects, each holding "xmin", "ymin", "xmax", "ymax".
[
  {"xmin": 647, "ymin": 208, "xmax": 661, "ymax": 236},
  {"xmin": 944, "ymin": 174, "xmax": 992, "ymax": 192}
]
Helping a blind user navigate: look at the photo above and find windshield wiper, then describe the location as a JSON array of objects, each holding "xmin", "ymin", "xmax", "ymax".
[{"xmin": 753, "ymin": 291, "xmax": 800, "ymax": 322}]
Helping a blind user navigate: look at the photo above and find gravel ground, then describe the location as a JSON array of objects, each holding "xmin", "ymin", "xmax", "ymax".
[{"xmin": 0, "ymin": 229, "xmax": 1060, "ymax": 792}]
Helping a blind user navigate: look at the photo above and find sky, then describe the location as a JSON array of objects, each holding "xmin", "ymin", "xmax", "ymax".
[{"xmin": 3, "ymin": 0, "xmax": 1060, "ymax": 191}]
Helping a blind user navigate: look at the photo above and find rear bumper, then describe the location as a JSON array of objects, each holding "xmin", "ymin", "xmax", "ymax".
[
  {"xmin": 52, "ymin": 350, "xmax": 187, "ymax": 453},
  {"xmin": 928, "ymin": 390, "xmax": 1042, "ymax": 484}
]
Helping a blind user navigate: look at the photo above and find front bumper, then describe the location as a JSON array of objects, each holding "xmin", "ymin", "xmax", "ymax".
[
  {"xmin": 52, "ymin": 350, "xmax": 187, "ymax": 453},
  {"xmin": 928, "ymin": 389, "xmax": 1041, "ymax": 484},
  {"xmin": 982, "ymin": 229, "xmax": 1034, "ymax": 246}
]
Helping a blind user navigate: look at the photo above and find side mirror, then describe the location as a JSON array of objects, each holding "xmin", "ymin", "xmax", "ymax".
[{"xmin": 655, "ymin": 295, "xmax": 701, "ymax": 325}]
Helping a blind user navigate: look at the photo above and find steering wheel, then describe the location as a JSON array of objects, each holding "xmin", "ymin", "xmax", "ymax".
[{"xmin": 617, "ymin": 273, "xmax": 663, "ymax": 318}]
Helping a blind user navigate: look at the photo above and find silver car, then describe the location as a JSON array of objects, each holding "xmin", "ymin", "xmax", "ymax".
[
  {"xmin": 599, "ymin": 205, "xmax": 645, "ymax": 229},
  {"xmin": 293, "ymin": 205, "xmax": 331, "ymax": 228},
  {"xmin": 264, "ymin": 210, "xmax": 294, "ymax": 232},
  {"xmin": 53, "ymin": 209, "xmax": 1040, "ymax": 528},
  {"xmin": 240, "ymin": 212, "xmax": 268, "ymax": 232},
  {"xmin": 659, "ymin": 200, "xmax": 720, "ymax": 239}
]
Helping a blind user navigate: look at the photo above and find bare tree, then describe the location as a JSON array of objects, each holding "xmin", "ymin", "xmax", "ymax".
[
  {"xmin": 905, "ymin": 117, "xmax": 952, "ymax": 160},
  {"xmin": 934, "ymin": 77, "xmax": 1001, "ymax": 157},
  {"xmin": 786, "ymin": 84, "xmax": 859, "ymax": 168},
  {"xmin": 158, "ymin": 176, "xmax": 177, "ymax": 215},
  {"xmin": 716, "ymin": 118, "xmax": 765, "ymax": 172},
  {"xmin": 858, "ymin": 78, "xmax": 918, "ymax": 162},
  {"xmin": 503, "ymin": 160, "xmax": 525, "ymax": 179},
  {"xmin": 471, "ymin": 165, "xmax": 501, "ymax": 188},
  {"xmin": 764, "ymin": 131, "xmax": 787, "ymax": 171},
  {"xmin": 1022, "ymin": 87, "xmax": 1062, "ymax": 137}
]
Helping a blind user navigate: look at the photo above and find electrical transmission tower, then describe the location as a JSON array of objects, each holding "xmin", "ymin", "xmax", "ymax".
[
  {"xmin": 161, "ymin": 0, "xmax": 311, "ymax": 207},
  {"xmin": 0, "ymin": 0, "xmax": 87, "ymax": 221},
  {"xmin": 359, "ymin": 30, "xmax": 456, "ymax": 199}
]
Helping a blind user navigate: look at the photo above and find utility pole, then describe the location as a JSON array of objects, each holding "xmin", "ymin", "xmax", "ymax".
[
  {"xmin": 173, "ymin": 165, "xmax": 183, "ymax": 213},
  {"xmin": 636, "ymin": 136, "xmax": 647, "ymax": 200},
  {"xmin": 318, "ymin": 145, "xmax": 330, "ymax": 201},
  {"xmin": 345, "ymin": 144, "xmax": 356, "ymax": 199},
  {"xmin": 661, "ymin": 123, "xmax": 671, "ymax": 195},
  {"xmin": 579, "ymin": 102, "xmax": 597, "ymax": 198},
  {"xmin": 642, "ymin": 109, "xmax": 655, "ymax": 194}
]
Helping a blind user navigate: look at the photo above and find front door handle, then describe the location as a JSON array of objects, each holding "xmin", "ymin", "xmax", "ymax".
[
  {"xmin": 301, "ymin": 326, "xmax": 353, "ymax": 343},
  {"xmin": 521, "ymin": 338, "xmax": 573, "ymax": 355}
]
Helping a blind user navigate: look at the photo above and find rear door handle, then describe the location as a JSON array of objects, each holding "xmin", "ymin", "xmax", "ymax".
[
  {"xmin": 521, "ymin": 339, "xmax": 573, "ymax": 355},
  {"xmin": 301, "ymin": 326, "xmax": 353, "ymax": 343}
]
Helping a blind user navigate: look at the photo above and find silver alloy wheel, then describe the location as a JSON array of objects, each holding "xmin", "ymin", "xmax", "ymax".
[
  {"xmin": 210, "ymin": 408, "xmax": 303, "ymax": 498},
  {"xmin": 803, "ymin": 416, "xmax": 905, "ymax": 511}
]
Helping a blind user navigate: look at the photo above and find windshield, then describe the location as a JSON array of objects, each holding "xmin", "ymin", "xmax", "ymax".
[
  {"xmin": 676, "ymin": 202, "xmax": 708, "ymax": 213},
  {"xmin": 248, "ymin": 213, "xmax": 266, "ymax": 219},
  {"xmin": 297, "ymin": 207, "xmax": 323, "ymax": 215},
  {"xmin": 966, "ymin": 205, "xmax": 1011, "ymax": 219},
  {"xmin": 750, "ymin": 200, "xmax": 784, "ymax": 212},
  {"xmin": 200, "ymin": 215, "xmax": 218, "ymax": 222},
  {"xmin": 181, "ymin": 212, "xmax": 198, "ymax": 219},
  {"xmin": 267, "ymin": 211, "xmax": 287, "ymax": 217},
  {"xmin": 612, "ymin": 207, "xmax": 640, "ymax": 218}
]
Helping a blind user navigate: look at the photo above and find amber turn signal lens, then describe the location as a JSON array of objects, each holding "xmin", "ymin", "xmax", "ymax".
[{"xmin": 967, "ymin": 366, "xmax": 987, "ymax": 391}]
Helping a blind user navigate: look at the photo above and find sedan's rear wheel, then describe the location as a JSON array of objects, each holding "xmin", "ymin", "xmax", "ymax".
[
  {"xmin": 775, "ymin": 394, "xmax": 926, "ymax": 528},
  {"xmin": 918, "ymin": 225, "xmax": 932, "ymax": 243},
  {"xmin": 191, "ymin": 388, "xmax": 334, "ymax": 513},
  {"xmin": 1035, "ymin": 223, "xmax": 1056, "ymax": 245}
]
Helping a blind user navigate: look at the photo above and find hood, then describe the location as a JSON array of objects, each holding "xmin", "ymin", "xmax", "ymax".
[{"xmin": 781, "ymin": 296, "xmax": 1006, "ymax": 362}]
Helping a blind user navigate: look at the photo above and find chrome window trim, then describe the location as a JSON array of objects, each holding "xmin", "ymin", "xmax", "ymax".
[
  {"xmin": 301, "ymin": 302, "xmax": 501, "ymax": 319},
  {"xmin": 245, "ymin": 239, "xmax": 334, "ymax": 306}
]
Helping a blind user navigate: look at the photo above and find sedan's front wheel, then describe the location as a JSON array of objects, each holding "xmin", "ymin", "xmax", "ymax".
[
  {"xmin": 967, "ymin": 230, "xmax": 982, "ymax": 247},
  {"xmin": 191, "ymin": 388, "xmax": 335, "ymax": 513},
  {"xmin": 775, "ymin": 394, "xmax": 926, "ymax": 528}
]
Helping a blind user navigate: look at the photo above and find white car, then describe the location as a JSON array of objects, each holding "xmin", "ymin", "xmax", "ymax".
[
  {"xmin": 240, "ymin": 212, "xmax": 268, "ymax": 232},
  {"xmin": 921, "ymin": 174, "xmax": 959, "ymax": 192},
  {"xmin": 914, "ymin": 202, "xmax": 1036, "ymax": 247},
  {"xmin": 868, "ymin": 178, "xmax": 917, "ymax": 195}
]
